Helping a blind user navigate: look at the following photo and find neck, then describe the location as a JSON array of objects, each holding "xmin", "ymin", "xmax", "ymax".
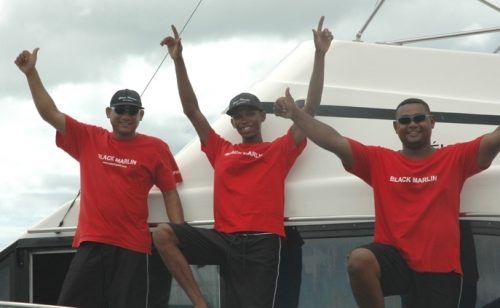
[
  {"xmin": 400, "ymin": 144, "xmax": 435, "ymax": 159},
  {"xmin": 242, "ymin": 135, "xmax": 263, "ymax": 144},
  {"xmin": 113, "ymin": 131, "xmax": 137, "ymax": 140}
]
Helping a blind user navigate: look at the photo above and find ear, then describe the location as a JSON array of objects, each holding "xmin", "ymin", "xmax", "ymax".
[
  {"xmin": 260, "ymin": 110, "xmax": 266, "ymax": 122},
  {"xmin": 106, "ymin": 107, "xmax": 112, "ymax": 118},
  {"xmin": 230, "ymin": 118, "xmax": 236, "ymax": 128},
  {"xmin": 138, "ymin": 110, "xmax": 145, "ymax": 121},
  {"xmin": 393, "ymin": 120, "xmax": 398, "ymax": 133},
  {"xmin": 430, "ymin": 115, "xmax": 435, "ymax": 129}
]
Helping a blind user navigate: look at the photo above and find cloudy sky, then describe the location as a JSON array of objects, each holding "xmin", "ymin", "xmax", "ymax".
[{"xmin": 0, "ymin": 0, "xmax": 499, "ymax": 250}]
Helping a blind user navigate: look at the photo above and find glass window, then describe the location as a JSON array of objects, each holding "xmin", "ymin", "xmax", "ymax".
[
  {"xmin": 163, "ymin": 265, "xmax": 220, "ymax": 308},
  {"xmin": 276, "ymin": 228, "xmax": 401, "ymax": 307},
  {"xmin": 147, "ymin": 222, "xmax": 500, "ymax": 307},
  {"xmin": 473, "ymin": 234, "xmax": 500, "ymax": 307},
  {"xmin": 0, "ymin": 264, "xmax": 10, "ymax": 300}
]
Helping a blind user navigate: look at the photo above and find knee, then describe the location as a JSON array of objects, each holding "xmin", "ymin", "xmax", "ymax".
[
  {"xmin": 153, "ymin": 223, "xmax": 177, "ymax": 248},
  {"xmin": 347, "ymin": 248, "xmax": 379, "ymax": 278}
]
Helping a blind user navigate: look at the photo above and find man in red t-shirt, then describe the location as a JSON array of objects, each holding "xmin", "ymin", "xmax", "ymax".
[
  {"xmin": 15, "ymin": 49, "xmax": 184, "ymax": 308},
  {"xmin": 274, "ymin": 96, "xmax": 500, "ymax": 307},
  {"xmin": 152, "ymin": 17, "xmax": 333, "ymax": 308}
]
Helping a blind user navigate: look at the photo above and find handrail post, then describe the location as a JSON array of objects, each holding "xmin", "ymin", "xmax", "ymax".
[{"xmin": 355, "ymin": 0, "xmax": 386, "ymax": 42}]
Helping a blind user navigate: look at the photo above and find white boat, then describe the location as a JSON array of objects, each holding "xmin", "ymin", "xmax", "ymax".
[{"xmin": 1, "ymin": 4, "xmax": 500, "ymax": 307}]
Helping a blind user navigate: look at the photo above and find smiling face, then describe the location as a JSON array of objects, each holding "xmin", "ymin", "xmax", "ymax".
[
  {"xmin": 106, "ymin": 105, "xmax": 144, "ymax": 140},
  {"xmin": 230, "ymin": 106, "xmax": 266, "ymax": 143},
  {"xmin": 393, "ymin": 102, "xmax": 435, "ymax": 151}
]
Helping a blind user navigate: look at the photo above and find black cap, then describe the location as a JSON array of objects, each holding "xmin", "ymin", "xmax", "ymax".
[
  {"xmin": 110, "ymin": 89, "xmax": 143, "ymax": 109},
  {"xmin": 226, "ymin": 92, "xmax": 263, "ymax": 116}
]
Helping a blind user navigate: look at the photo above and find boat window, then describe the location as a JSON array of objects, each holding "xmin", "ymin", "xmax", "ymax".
[
  {"xmin": 31, "ymin": 250, "xmax": 74, "ymax": 304},
  {"xmin": 149, "ymin": 245, "xmax": 221, "ymax": 308},
  {"xmin": 16, "ymin": 220, "xmax": 500, "ymax": 307},
  {"xmin": 472, "ymin": 234, "xmax": 500, "ymax": 307},
  {"xmin": 0, "ymin": 262, "xmax": 10, "ymax": 300},
  {"xmin": 275, "ymin": 226, "xmax": 402, "ymax": 307}
]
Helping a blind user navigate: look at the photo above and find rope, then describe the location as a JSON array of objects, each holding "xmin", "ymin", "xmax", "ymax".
[
  {"xmin": 56, "ymin": 1, "xmax": 205, "ymax": 230},
  {"xmin": 140, "ymin": 0, "xmax": 205, "ymax": 97}
]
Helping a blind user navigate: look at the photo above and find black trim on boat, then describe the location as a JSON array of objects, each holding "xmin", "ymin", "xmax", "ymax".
[{"xmin": 261, "ymin": 102, "xmax": 500, "ymax": 126}]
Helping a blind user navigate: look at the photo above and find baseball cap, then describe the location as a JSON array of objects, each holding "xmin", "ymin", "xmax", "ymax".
[
  {"xmin": 110, "ymin": 89, "xmax": 143, "ymax": 109},
  {"xmin": 226, "ymin": 92, "xmax": 263, "ymax": 116}
]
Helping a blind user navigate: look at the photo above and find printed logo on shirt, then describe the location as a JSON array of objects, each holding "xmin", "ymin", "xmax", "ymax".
[
  {"xmin": 224, "ymin": 150, "xmax": 263, "ymax": 159},
  {"xmin": 389, "ymin": 175, "xmax": 438, "ymax": 183},
  {"xmin": 98, "ymin": 153, "xmax": 137, "ymax": 168}
]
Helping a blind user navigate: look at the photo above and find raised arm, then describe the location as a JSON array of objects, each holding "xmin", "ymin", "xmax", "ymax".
[
  {"xmin": 161, "ymin": 188, "xmax": 184, "ymax": 224},
  {"xmin": 275, "ymin": 89, "xmax": 353, "ymax": 167},
  {"xmin": 290, "ymin": 16, "xmax": 333, "ymax": 144},
  {"xmin": 15, "ymin": 48, "xmax": 66, "ymax": 134},
  {"xmin": 161, "ymin": 25, "xmax": 211, "ymax": 145},
  {"xmin": 477, "ymin": 126, "xmax": 500, "ymax": 169}
]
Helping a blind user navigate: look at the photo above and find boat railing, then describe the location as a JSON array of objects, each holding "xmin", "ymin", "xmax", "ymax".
[
  {"xmin": 0, "ymin": 301, "xmax": 73, "ymax": 308},
  {"xmin": 355, "ymin": 0, "xmax": 500, "ymax": 53},
  {"xmin": 25, "ymin": 213, "xmax": 500, "ymax": 234},
  {"xmin": 378, "ymin": 27, "xmax": 500, "ymax": 46}
]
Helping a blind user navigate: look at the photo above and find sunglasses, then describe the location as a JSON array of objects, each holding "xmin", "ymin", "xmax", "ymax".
[
  {"xmin": 396, "ymin": 114, "xmax": 431, "ymax": 125},
  {"xmin": 112, "ymin": 105, "xmax": 141, "ymax": 116}
]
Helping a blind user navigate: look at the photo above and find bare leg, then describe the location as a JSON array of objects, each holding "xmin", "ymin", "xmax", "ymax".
[
  {"xmin": 347, "ymin": 248, "xmax": 384, "ymax": 308},
  {"xmin": 153, "ymin": 224, "xmax": 208, "ymax": 308}
]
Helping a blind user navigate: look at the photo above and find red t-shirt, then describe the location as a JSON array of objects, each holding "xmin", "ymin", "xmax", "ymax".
[
  {"xmin": 202, "ymin": 129, "xmax": 306, "ymax": 237},
  {"xmin": 56, "ymin": 115, "xmax": 182, "ymax": 254},
  {"xmin": 346, "ymin": 137, "xmax": 483, "ymax": 274}
]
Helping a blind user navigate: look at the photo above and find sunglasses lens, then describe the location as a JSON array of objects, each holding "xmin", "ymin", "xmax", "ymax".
[
  {"xmin": 397, "ymin": 114, "xmax": 428, "ymax": 124},
  {"xmin": 113, "ymin": 106, "xmax": 140, "ymax": 115},
  {"xmin": 413, "ymin": 114, "xmax": 427, "ymax": 123},
  {"xmin": 398, "ymin": 117, "xmax": 411, "ymax": 125}
]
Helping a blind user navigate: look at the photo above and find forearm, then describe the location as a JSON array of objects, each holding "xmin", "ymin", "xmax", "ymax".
[
  {"xmin": 25, "ymin": 69, "xmax": 59, "ymax": 120},
  {"xmin": 291, "ymin": 108, "xmax": 341, "ymax": 151},
  {"xmin": 303, "ymin": 50, "xmax": 326, "ymax": 116},
  {"xmin": 164, "ymin": 189, "xmax": 185, "ymax": 224},
  {"xmin": 24, "ymin": 69, "xmax": 65, "ymax": 132},
  {"xmin": 173, "ymin": 56, "xmax": 200, "ymax": 117}
]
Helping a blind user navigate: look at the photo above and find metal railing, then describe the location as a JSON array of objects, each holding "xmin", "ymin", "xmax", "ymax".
[
  {"xmin": 355, "ymin": 0, "xmax": 386, "ymax": 42},
  {"xmin": 379, "ymin": 26, "xmax": 500, "ymax": 46},
  {"xmin": 0, "ymin": 301, "xmax": 73, "ymax": 308},
  {"xmin": 355, "ymin": 0, "xmax": 500, "ymax": 53},
  {"xmin": 26, "ymin": 213, "xmax": 500, "ymax": 235}
]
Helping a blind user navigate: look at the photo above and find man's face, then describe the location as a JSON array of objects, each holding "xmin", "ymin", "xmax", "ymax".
[
  {"xmin": 230, "ymin": 107, "xmax": 266, "ymax": 142},
  {"xmin": 106, "ymin": 105, "xmax": 144, "ymax": 139},
  {"xmin": 393, "ymin": 103, "xmax": 435, "ymax": 150}
]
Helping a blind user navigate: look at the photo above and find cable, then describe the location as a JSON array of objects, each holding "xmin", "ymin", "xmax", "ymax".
[
  {"xmin": 56, "ymin": 190, "xmax": 80, "ymax": 233},
  {"xmin": 56, "ymin": 0, "xmax": 205, "ymax": 231},
  {"xmin": 140, "ymin": 0, "xmax": 205, "ymax": 97}
]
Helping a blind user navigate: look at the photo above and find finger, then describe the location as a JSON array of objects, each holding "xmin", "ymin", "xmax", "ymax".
[
  {"xmin": 171, "ymin": 25, "xmax": 180, "ymax": 40},
  {"xmin": 161, "ymin": 36, "xmax": 175, "ymax": 47},
  {"xmin": 33, "ymin": 47, "xmax": 39, "ymax": 59},
  {"xmin": 317, "ymin": 16, "xmax": 325, "ymax": 32},
  {"xmin": 285, "ymin": 87, "xmax": 293, "ymax": 101}
]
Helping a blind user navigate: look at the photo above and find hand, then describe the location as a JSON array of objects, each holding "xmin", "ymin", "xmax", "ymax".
[
  {"xmin": 160, "ymin": 25, "xmax": 182, "ymax": 60},
  {"xmin": 313, "ymin": 16, "xmax": 333, "ymax": 54},
  {"xmin": 15, "ymin": 48, "xmax": 39, "ymax": 75},
  {"xmin": 274, "ymin": 88, "xmax": 298, "ymax": 119}
]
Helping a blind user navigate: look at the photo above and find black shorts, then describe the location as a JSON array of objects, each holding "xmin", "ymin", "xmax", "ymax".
[
  {"xmin": 170, "ymin": 223, "xmax": 282, "ymax": 308},
  {"xmin": 361, "ymin": 243, "xmax": 463, "ymax": 308},
  {"xmin": 58, "ymin": 242, "xmax": 149, "ymax": 308}
]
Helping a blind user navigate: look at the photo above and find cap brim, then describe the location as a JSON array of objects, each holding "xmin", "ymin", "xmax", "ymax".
[
  {"xmin": 111, "ymin": 103, "xmax": 144, "ymax": 109},
  {"xmin": 226, "ymin": 105, "xmax": 262, "ymax": 116}
]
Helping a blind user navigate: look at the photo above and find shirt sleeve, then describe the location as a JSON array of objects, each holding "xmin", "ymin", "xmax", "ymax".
[{"xmin": 155, "ymin": 140, "xmax": 183, "ymax": 191}]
